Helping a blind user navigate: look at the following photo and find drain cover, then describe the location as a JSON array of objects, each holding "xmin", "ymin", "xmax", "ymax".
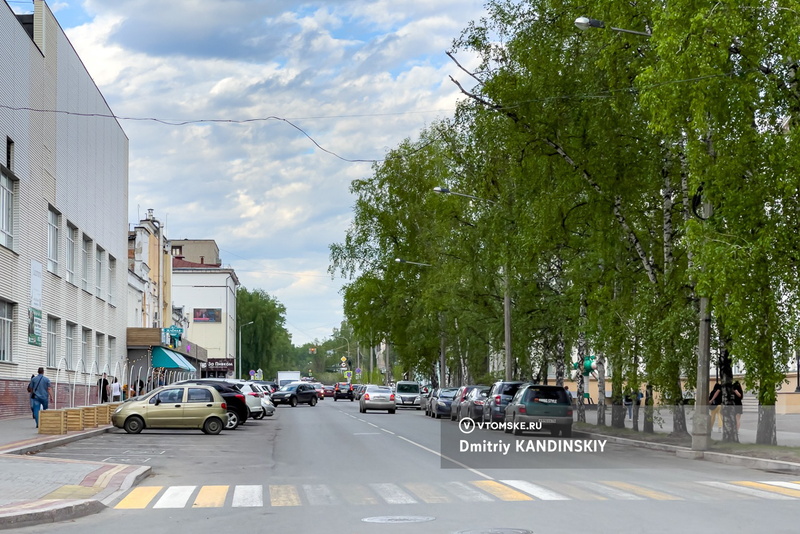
[
  {"xmin": 456, "ymin": 530, "xmax": 534, "ymax": 534},
  {"xmin": 362, "ymin": 516, "xmax": 436, "ymax": 524}
]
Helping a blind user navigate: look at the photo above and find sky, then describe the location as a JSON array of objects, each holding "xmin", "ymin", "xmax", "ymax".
[{"xmin": 10, "ymin": 0, "xmax": 487, "ymax": 346}]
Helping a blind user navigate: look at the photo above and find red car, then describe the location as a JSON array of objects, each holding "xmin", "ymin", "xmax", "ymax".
[
  {"xmin": 323, "ymin": 385, "xmax": 335, "ymax": 397},
  {"xmin": 312, "ymin": 383, "xmax": 325, "ymax": 400}
]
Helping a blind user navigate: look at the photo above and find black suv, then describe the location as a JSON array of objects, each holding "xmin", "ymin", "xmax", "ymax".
[
  {"xmin": 334, "ymin": 382, "xmax": 354, "ymax": 401},
  {"xmin": 173, "ymin": 379, "xmax": 249, "ymax": 430},
  {"xmin": 482, "ymin": 381, "xmax": 526, "ymax": 425},
  {"xmin": 271, "ymin": 382, "xmax": 318, "ymax": 407}
]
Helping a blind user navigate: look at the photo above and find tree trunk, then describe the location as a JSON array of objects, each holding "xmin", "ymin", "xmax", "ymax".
[
  {"xmin": 596, "ymin": 352, "xmax": 606, "ymax": 426},
  {"xmin": 644, "ymin": 384, "xmax": 654, "ymax": 433}
]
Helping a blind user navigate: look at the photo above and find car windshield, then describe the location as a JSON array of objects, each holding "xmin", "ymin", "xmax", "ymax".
[
  {"xmin": 439, "ymin": 389, "xmax": 458, "ymax": 399},
  {"xmin": 500, "ymin": 383, "xmax": 523, "ymax": 395},
  {"xmin": 526, "ymin": 388, "xmax": 569, "ymax": 404},
  {"xmin": 397, "ymin": 383, "xmax": 419, "ymax": 394},
  {"xmin": 280, "ymin": 384, "xmax": 297, "ymax": 392}
]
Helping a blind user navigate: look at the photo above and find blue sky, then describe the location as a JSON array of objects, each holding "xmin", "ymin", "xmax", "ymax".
[{"xmin": 12, "ymin": 0, "xmax": 487, "ymax": 345}]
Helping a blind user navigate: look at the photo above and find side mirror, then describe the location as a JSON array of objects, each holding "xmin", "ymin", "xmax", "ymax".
[{"xmin": 154, "ymin": 397, "xmax": 161, "ymax": 406}]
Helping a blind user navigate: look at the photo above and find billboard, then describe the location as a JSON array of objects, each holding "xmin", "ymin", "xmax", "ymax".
[{"xmin": 193, "ymin": 308, "xmax": 222, "ymax": 322}]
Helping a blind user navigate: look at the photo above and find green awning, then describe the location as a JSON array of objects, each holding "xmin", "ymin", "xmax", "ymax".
[{"xmin": 151, "ymin": 346, "xmax": 195, "ymax": 372}]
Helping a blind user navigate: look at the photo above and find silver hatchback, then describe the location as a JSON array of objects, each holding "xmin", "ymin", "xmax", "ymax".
[{"xmin": 359, "ymin": 385, "xmax": 396, "ymax": 414}]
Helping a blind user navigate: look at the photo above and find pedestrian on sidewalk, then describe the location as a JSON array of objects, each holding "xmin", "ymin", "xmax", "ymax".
[
  {"xmin": 97, "ymin": 373, "xmax": 110, "ymax": 403},
  {"xmin": 623, "ymin": 392, "xmax": 633, "ymax": 419},
  {"xmin": 28, "ymin": 367, "xmax": 52, "ymax": 428},
  {"xmin": 732, "ymin": 381, "xmax": 744, "ymax": 430},
  {"xmin": 709, "ymin": 382, "xmax": 723, "ymax": 432},
  {"xmin": 111, "ymin": 378, "xmax": 121, "ymax": 402}
]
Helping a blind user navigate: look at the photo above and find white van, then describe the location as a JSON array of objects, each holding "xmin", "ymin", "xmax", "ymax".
[{"xmin": 394, "ymin": 381, "xmax": 422, "ymax": 410}]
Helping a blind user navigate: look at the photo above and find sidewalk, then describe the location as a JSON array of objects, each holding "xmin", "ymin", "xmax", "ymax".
[{"xmin": 0, "ymin": 416, "xmax": 150, "ymax": 530}]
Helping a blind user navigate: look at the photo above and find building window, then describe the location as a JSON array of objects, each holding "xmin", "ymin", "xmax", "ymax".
[
  {"xmin": 47, "ymin": 208, "xmax": 60, "ymax": 274},
  {"xmin": 171, "ymin": 245, "xmax": 182, "ymax": 256},
  {"xmin": 82, "ymin": 328, "xmax": 90, "ymax": 370},
  {"xmin": 47, "ymin": 316, "xmax": 59, "ymax": 368},
  {"xmin": 108, "ymin": 337, "xmax": 116, "ymax": 372},
  {"xmin": 0, "ymin": 300, "xmax": 12, "ymax": 362},
  {"xmin": 66, "ymin": 224, "xmax": 77, "ymax": 284},
  {"xmin": 65, "ymin": 322, "xmax": 76, "ymax": 370},
  {"xmin": 95, "ymin": 246, "xmax": 104, "ymax": 297},
  {"xmin": 5, "ymin": 137, "xmax": 13, "ymax": 171},
  {"xmin": 81, "ymin": 236, "xmax": 91, "ymax": 292},
  {"xmin": 108, "ymin": 256, "xmax": 116, "ymax": 304},
  {"xmin": 0, "ymin": 169, "xmax": 14, "ymax": 250},
  {"xmin": 95, "ymin": 333, "xmax": 104, "ymax": 372}
]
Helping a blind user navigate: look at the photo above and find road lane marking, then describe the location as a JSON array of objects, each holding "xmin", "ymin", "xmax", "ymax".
[
  {"xmin": 370, "ymin": 483, "xmax": 417, "ymax": 504},
  {"xmin": 574, "ymin": 481, "xmax": 644, "ymax": 500},
  {"xmin": 339, "ymin": 484, "xmax": 379, "ymax": 505},
  {"xmin": 381, "ymin": 429, "xmax": 395, "ymax": 435},
  {"xmin": 470, "ymin": 480, "xmax": 533, "ymax": 501},
  {"xmin": 761, "ymin": 481, "xmax": 800, "ymax": 491},
  {"xmin": 404, "ymin": 482, "xmax": 451, "ymax": 503},
  {"xmin": 501, "ymin": 480, "xmax": 570, "ymax": 500},
  {"xmin": 443, "ymin": 481, "xmax": 494, "ymax": 502},
  {"xmin": 193, "ymin": 485, "xmax": 228, "ymax": 507},
  {"xmin": 601, "ymin": 481, "xmax": 682, "ymax": 501},
  {"xmin": 535, "ymin": 481, "xmax": 607, "ymax": 501},
  {"xmin": 303, "ymin": 484, "xmax": 338, "ymax": 505},
  {"xmin": 115, "ymin": 486, "xmax": 163, "ymax": 509},
  {"xmin": 268, "ymin": 485, "xmax": 300, "ymax": 506},
  {"xmin": 734, "ymin": 481, "xmax": 800, "ymax": 498},
  {"xmin": 233, "ymin": 485, "xmax": 264, "ymax": 507},
  {"xmin": 396, "ymin": 435, "xmax": 492, "ymax": 480},
  {"xmin": 153, "ymin": 486, "xmax": 196, "ymax": 509},
  {"xmin": 699, "ymin": 481, "xmax": 794, "ymax": 500}
]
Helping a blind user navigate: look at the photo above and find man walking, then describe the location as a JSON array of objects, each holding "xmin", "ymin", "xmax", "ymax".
[{"xmin": 28, "ymin": 367, "xmax": 51, "ymax": 428}]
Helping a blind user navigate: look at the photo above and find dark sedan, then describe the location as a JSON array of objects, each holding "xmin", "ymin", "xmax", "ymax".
[
  {"xmin": 173, "ymin": 379, "xmax": 249, "ymax": 430},
  {"xmin": 450, "ymin": 385, "xmax": 485, "ymax": 421},
  {"xmin": 429, "ymin": 388, "xmax": 458, "ymax": 419},
  {"xmin": 458, "ymin": 386, "xmax": 491, "ymax": 421}
]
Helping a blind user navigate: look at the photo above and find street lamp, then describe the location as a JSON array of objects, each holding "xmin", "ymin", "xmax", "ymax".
[
  {"xmin": 395, "ymin": 258, "xmax": 432, "ymax": 267},
  {"xmin": 434, "ymin": 185, "xmax": 513, "ymax": 381},
  {"xmin": 574, "ymin": 16, "xmax": 651, "ymax": 36},
  {"xmin": 237, "ymin": 321, "xmax": 254, "ymax": 379}
]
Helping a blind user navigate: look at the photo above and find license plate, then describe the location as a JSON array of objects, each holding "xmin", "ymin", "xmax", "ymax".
[{"xmin": 539, "ymin": 419, "xmax": 556, "ymax": 423}]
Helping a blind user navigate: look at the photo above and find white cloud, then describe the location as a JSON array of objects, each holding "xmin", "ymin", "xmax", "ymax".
[{"xmin": 59, "ymin": 0, "xmax": 487, "ymax": 344}]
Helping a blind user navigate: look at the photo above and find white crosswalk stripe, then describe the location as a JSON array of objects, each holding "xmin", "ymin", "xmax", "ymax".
[
  {"xmin": 699, "ymin": 481, "xmax": 795, "ymax": 500},
  {"xmin": 232, "ymin": 485, "xmax": 263, "ymax": 507},
  {"xmin": 442, "ymin": 481, "xmax": 494, "ymax": 502},
  {"xmin": 152, "ymin": 486, "xmax": 196, "ymax": 509},
  {"xmin": 501, "ymin": 480, "xmax": 570, "ymax": 500},
  {"xmin": 369, "ymin": 483, "xmax": 417, "ymax": 504},
  {"xmin": 574, "ymin": 481, "xmax": 645, "ymax": 500},
  {"xmin": 303, "ymin": 484, "xmax": 338, "ymax": 505}
]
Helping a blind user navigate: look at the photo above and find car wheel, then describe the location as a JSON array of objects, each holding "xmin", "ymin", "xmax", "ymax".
[
  {"xmin": 359, "ymin": 406, "xmax": 365, "ymax": 413},
  {"xmin": 562, "ymin": 425, "xmax": 572, "ymax": 438},
  {"xmin": 435, "ymin": 412, "xmax": 441, "ymax": 419},
  {"xmin": 290, "ymin": 396, "xmax": 298, "ymax": 407},
  {"xmin": 334, "ymin": 397, "xmax": 337, "ymax": 401},
  {"xmin": 203, "ymin": 417, "xmax": 223, "ymax": 435},
  {"xmin": 350, "ymin": 397, "xmax": 354, "ymax": 402},
  {"xmin": 123, "ymin": 416, "xmax": 144, "ymax": 434},
  {"xmin": 310, "ymin": 397, "xmax": 317, "ymax": 406},
  {"xmin": 416, "ymin": 406, "xmax": 421, "ymax": 410},
  {"xmin": 226, "ymin": 410, "xmax": 240, "ymax": 430},
  {"xmin": 254, "ymin": 411, "xmax": 265, "ymax": 420},
  {"xmin": 389, "ymin": 409, "xmax": 395, "ymax": 414},
  {"xmin": 513, "ymin": 415, "xmax": 523, "ymax": 436},
  {"xmin": 504, "ymin": 417, "xmax": 513, "ymax": 434}
]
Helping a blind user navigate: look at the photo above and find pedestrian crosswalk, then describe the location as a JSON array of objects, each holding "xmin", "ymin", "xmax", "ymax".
[{"xmin": 113, "ymin": 479, "xmax": 800, "ymax": 510}]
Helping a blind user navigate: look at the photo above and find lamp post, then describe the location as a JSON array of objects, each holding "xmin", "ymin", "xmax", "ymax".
[
  {"xmin": 574, "ymin": 16, "xmax": 651, "ymax": 36},
  {"xmin": 237, "ymin": 321, "xmax": 254, "ymax": 379},
  {"xmin": 434, "ymin": 186, "xmax": 513, "ymax": 381},
  {"xmin": 395, "ymin": 258, "xmax": 432, "ymax": 267}
]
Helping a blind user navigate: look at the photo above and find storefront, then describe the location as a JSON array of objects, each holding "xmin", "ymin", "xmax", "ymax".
[{"xmin": 202, "ymin": 358, "xmax": 234, "ymax": 378}]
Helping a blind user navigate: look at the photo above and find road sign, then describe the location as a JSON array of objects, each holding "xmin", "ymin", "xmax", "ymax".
[
  {"xmin": 340, "ymin": 356, "xmax": 347, "ymax": 362},
  {"xmin": 355, "ymin": 368, "xmax": 362, "ymax": 374},
  {"xmin": 345, "ymin": 371, "xmax": 352, "ymax": 378},
  {"xmin": 340, "ymin": 362, "xmax": 347, "ymax": 368},
  {"xmin": 249, "ymin": 370, "xmax": 255, "ymax": 376}
]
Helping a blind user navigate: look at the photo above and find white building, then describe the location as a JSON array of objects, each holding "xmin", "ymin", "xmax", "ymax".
[
  {"xmin": 170, "ymin": 243, "xmax": 239, "ymax": 378},
  {"xmin": 0, "ymin": 0, "xmax": 129, "ymax": 415}
]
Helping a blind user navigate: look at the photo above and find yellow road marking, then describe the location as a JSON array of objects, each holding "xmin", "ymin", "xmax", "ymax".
[
  {"xmin": 95, "ymin": 465, "xmax": 128, "ymax": 487},
  {"xmin": 193, "ymin": 485, "xmax": 229, "ymax": 508},
  {"xmin": 732, "ymin": 481, "xmax": 800, "ymax": 498},
  {"xmin": 602, "ymin": 481, "xmax": 682, "ymax": 501},
  {"xmin": 41, "ymin": 485, "xmax": 102, "ymax": 500},
  {"xmin": 470, "ymin": 480, "xmax": 533, "ymax": 501},
  {"xmin": 338, "ymin": 484, "xmax": 379, "ymax": 505},
  {"xmin": 269, "ymin": 485, "xmax": 301, "ymax": 506},
  {"xmin": 114, "ymin": 486, "xmax": 163, "ymax": 509},
  {"xmin": 404, "ymin": 482, "xmax": 451, "ymax": 503}
]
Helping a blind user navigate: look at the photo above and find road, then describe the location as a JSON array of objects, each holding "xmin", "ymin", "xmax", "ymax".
[{"xmin": 13, "ymin": 398, "xmax": 800, "ymax": 533}]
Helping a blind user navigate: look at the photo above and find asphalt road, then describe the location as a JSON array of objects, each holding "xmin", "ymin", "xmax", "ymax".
[{"xmin": 14, "ymin": 398, "xmax": 800, "ymax": 533}]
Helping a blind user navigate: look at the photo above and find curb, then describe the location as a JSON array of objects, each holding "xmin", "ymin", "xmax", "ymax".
[
  {"xmin": 576, "ymin": 430, "xmax": 800, "ymax": 474},
  {"xmin": 0, "ymin": 426, "xmax": 113, "ymax": 456},
  {"xmin": 0, "ymin": 499, "xmax": 105, "ymax": 531}
]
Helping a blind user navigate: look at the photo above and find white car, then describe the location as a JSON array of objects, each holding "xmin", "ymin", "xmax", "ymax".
[
  {"xmin": 254, "ymin": 384, "xmax": 276, "ymax": 416},
  {"xmin": 221, "ymin": 380, "xmax": 266, "ymax": 419}
]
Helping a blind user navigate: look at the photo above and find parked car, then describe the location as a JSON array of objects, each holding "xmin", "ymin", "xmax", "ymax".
[
  {"xmin": 323, "ymin": 385, "xmax": 335, "ymax": 397},
  {"xmin": 504, "ymin": 384, "xmax": 573, "ymax": 437},
  {"xmin": 173, "ymin": 379, "xmax": 248, "ymax": 430},
  {"xmin": 483, "ymin": 381, "xmax": 526, "ymax": 425},
  {"xmin": 271, "ymin": 382, "xmax": 318, "ymax": 406},
  {"xmin": 458, "ymin": 385, "xmax": 491, "ymax": 421},
  {"xmin": 354, "ymin": 384, "xmax": 369, "ymax": 400},
  {"xmin": 450, "ymin": 385, "xmax": 484, "ymax": 421},
  {"xmin": 111, "ymin": 384, "xmax": 226, "ymax": 435},
  {"xmin": 225, "ymin": 380, "xmax": 266, "ymax": 419},
  {"xmin": 252, "ymin": 384, "xmax": 276, "ymax": 416},
  {"xmin": 429, "ymin": 387, "xmax": 458, "ymax": 418},
  {"xmin": 359, "ymin": 385, "xmax": 396, "ymax": 414},
  {"xmin": 394, "ymin": 380, "xmax": 422, "ymax": 409},
  {"xmin": 334, "ymin": 382, "xmax": 354, "ymax": 401}
]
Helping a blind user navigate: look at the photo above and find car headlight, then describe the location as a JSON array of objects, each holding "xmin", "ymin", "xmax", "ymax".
[{"xmin": 114, "ymin": 406, "xmax": 124, "ymax": 414}]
